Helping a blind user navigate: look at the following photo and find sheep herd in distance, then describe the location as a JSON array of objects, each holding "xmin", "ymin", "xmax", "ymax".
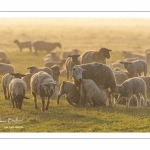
[{"xmin": 1, "ymin": 38, "xmax": 150, "ymax": 111}]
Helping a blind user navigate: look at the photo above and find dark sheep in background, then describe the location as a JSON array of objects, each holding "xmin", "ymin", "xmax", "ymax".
[{"xmin": 81, "ymin": 47, "xmax": 112, "ymax": 64}]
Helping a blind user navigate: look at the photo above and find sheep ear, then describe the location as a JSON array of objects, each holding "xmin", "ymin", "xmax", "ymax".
[
  {"xmin": 119, "ymin": 62, "xmax": 125, "ymax": 64},
  {"xmin": 108, "ymin": 50, "xmax": 112, "ymax": 52},
  {"xmin": 21, "ymin": 74, "xmax": 26, "ymax": 77},
  {"xmin": 68, "ymin": 55, "xmax": 72, "ymax": 57},
  {"xmin": 24, "ymin": 96, "xmax": 30, "ymax": 99},
  {"xmin": 27, "ymin": 67, "xmax": 31, "ymax": 69},
  {"xmin": 77, "ymin": 55, "xmax": 80, "ymax": 57},
  {"xmin": 10, "ymin": 73, "xmax": 15, "ymax": 75}
]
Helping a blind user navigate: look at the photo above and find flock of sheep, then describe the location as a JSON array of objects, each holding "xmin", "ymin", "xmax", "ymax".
[{"xmin": 1, "ymin": 39, "xmax": 150, "ymax": 111}]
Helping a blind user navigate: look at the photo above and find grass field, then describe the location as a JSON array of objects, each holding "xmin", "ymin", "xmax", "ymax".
[{"xmin": 0, "ymin": 18, "xmax": 150, "ymax": 132}]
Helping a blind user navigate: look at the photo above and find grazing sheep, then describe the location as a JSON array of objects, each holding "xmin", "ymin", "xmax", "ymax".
[
  {"xmin": 0, "ymin": 63, "xmax": 15, "ymax": 75},
  {"xmin": 30, "ymin": 71, "xmax": 59, "ymax": 111},
  {"xmin": 27, "ymin": 65, "xmax": 53, "ymax": 76},
  {"xmin": 81, "ymin": 47, "xmax": 112, "ymax": 64},
  {"xmin": 139, "ymin": 76, "xmax": 150, "ymax": 92},
  {"xmin": 69, "ymin": 62, "xmax": 117, "ymax": 106},
  {"xmin": 115, "ymin": 77, "xmax": 147, "ymax": 108},
  {"xmin": 66, "ymin": 54, "xmax": 81, "ymax": 79},
  {"xmin": 22, "ymin": 73, "xmax": 33, "ymax": 90},
  {"xmin": 0, "ymin": 58, "xmax": 11, "ymax": 64},
  {"xmin": 57, "ymin": 81, "xmax": 80, "ymax": 105},
  {"xmin": 122, "ymin": 51, "xmax": 145, "ymax": 60},
  {"xmin": 80, "ymin": 79, "xmax": 107, "ymax": 106},
  {"xmin": 60, "ymin": 69, "xmax": 67, "ymax": 77},
  {"xmin": 120, "ymin": 60, "xmax": 147, "ymax": 78},
  {"xmin": 2, "ymin": 73, "xmax": 26, "ymax": 100},
  {"xmin": 113, "ymin": 71, "xmax": 129, "ymax": 85},
  {"xmin": 9, "ymin": 78, "xmax": 29, "ymax": 109},
  {"xmin": 51, "ymin": 52, "xmax": 60, "ymax": 62},
  {"xmin": 51, "ymin": 65, "xmax": 60, "ymax": 82},
  {"xmin": 0, "ymin": 51, "xmax": 7, "ymax": 60},
  {"xmin": 32, "ymin": 40, "xmax": 61, "ymax": 55},
  {"xmin": 45, "ymin": 59, "xmax": 66, "ymax": 69},
  {"xmin": 61, "ymin": 49, "xmax": 80, "ymax": 59},
  {"xmin": 14, "ymin": 39, "xmax": 32, "ymax": 52}
]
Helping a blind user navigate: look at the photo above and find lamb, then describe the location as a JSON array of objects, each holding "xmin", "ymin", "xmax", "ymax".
[
  {"xmin": 0, "ymin": 63, "xmax": 15, "ymax": 75},
  {"xmin": 2, "ymin": 73, "xmax": 26, "ymax": 100},
  {"xmin": 57, "ymin": 81, "xmax": 80, "ymax": 105},
  {"xmin": 9, "ymin": 78, "xmax": 29, "ymax": 109},
  {"xmin": 50, "ymin": 65, "xmax": 60, "ymax": 82},
  {"xmin": 61, "ymin": 49, "xmax": 80, "ymax": 59},
  {"xmin": 45, "ymin": 59, "xmax": 66, "ymax": 69},
  {"xmin": 120, "ymin": 60, "xmax": 147, "ymax": 77},
  {"xmin": 80, "ymin": 79, "xmax": 107, "ymax": 106},
  {"xmin": 14, "ymin": 39, "xmax": 32, "ymax": 52},
  {"xmin": 27, "ymin": 65, "xmax": 53, "ymax": 76},
  {"xmin": 122, "ymin": 51, "xmax": 145, "ymax": 60},
  {"xmin": 65, "ymin": 54, "xmax": 81, "ymax": 79},
  {"xmin": 69, "ymin": 62, "xmax": 117, "ymax": 106},
  {"xmin": 115, "ymin": 77, "xmax": 147, "ymax": 108},
  {"xmin": 30, "ymin": 71, "xmax": 59, "ymax": 111},
  {"xmin": 0, "ymin": 51, "xmax": 7, "ymax": 60},
  {"xmin": 22, "ymin": 73, "xmax": 33, "ymax": 90},
  {"xmin": 32, "ymin": 40, "xmax": 61, "ymax": 55},
  {"xmin": 81, "ymin": 47, "xmax": 112, "ymax": 64}
]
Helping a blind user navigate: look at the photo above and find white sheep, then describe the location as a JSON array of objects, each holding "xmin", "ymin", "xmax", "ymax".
[
  {"xmin": 30, "ymin": 71, "xmax": 59, "ymax": 111},
  {"xmin": 81, "ymin": 47, "xmax": 112, "ymax": 64},
  {"xmin": 32, "ymin": 40, "xmax": 61, "ymax": 55},
  {"xmin": 2, "ymin": 73, "xmax": 26, "ymax": 100},
  {"xmin": 0, "ymin": 51, "xmax": 8, "ymax": 60},
  {"xmin": 61, "ymin": 49, "xmax": 80, "ymax": 59},
  {"xmin": 122, "ymin": 51, "xmax": 145, "ymax": 60},
  {"xmin": 14, "ymin": 39, "xmax": 32, "ymax": 52},
  {"xmin": 57, "ymin": 81, "xmax": 80, "ymax": 105},
  {"xmin": 0, "ymin": 63, "xmax": 15, "ymax": 75},
  {"xmin": 80, "ymin": 79, "xmax": 107, "ymax": 106},
  {"xmin": 120, "ymin": 60, "xmax": 147, "ymax": 77},
  {"xmin": 9, "ymin": 78, "xmax": 30, "ymax": 109},
  {"xmin": 115, "ymin": 77, "xmax": 147, "ymax": 108},
  {"xmin": 65, "ymin": 54, "xmax": 81, "ymax": 79}
]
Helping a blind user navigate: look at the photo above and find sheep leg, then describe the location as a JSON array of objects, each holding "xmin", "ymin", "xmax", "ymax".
[
  {"xmin": 29, "ymin": 47, "xmax": 32, "ymax": 52},
  {"xmin": 66, "ymin": 97, "xmax": 75, "ymax": 106},
  {"xmin": 41, "ymin": 97, "xmax": 45, "ymax": 111},
  {"xmin": 135, "ymin": 94, "xmax": 141, "ymax": 108},
  {"xmin": 111, "ymin": 92, "xmax": 115, "ymax": 107},
  {"xmin": 14, "ymin": 99, "xmax": 18, "ymax": 109},
  {"xmin": 45, "ymin": 97, "xmax": 50, "ymax": 110},
  {"xmin": 8, "ymin": 91, "xmax": 10, "ymax": 100},
  {"xmin": 126, "ymin": 97, "xmax": 131, "ymax": 108},
  {"xmin": 107, "ymin": 90, "xmax": 111, "ymax": 106},
  {"xmin": 12, "ymin": 100, "xmax": 15, "ymax": 108},
  {"xmin": 115, "ymin": 94, "xmax": 122, "ymax": 106},
  {"xmin": 3, "ymin": 87, "xmax": 8, "ymax": 100},
  {"xmin": 141, "ymin": 92, "xmax": 147, "ymax": 107},
  {"xmin": 57, "ymin": 94, "xmax": 62, "ymax": 105},
  {"xmin": 66, "ymin": 69, "xmax": 69, "ymax": 79},
  {"xmin": 32, "ymin": 91, "xmax": 38, "ymax": 109},
  {"xmin": 86, "ymin": 97, "xmax": 93, "ymax": 106}
]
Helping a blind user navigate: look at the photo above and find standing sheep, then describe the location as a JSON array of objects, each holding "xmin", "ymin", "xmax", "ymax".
[
  {"xmin": 30, "ymin": 71, "xmax": 59, "ymax": 111},
  {"xmin": 2, "ymin": 73, "xmax": 26, "ymax": 100},
  {"xmin": 80, "ymin": 79, "xmax": 107, "ymax": 106},
  {"xmin": 122, "ymin": 51, "xmax": 145, "ymax": 60},
  {"xmin": 66, "ymin": 54, "xmax": 81, "ymax": 79},
  {"xmin": 22, "ymin": 73, "xmax": 34, "ymax": 90},
  {"xmin": 115, "ymin": 77, "xmax": 147, "ymax": 108},
  {"xmin": 27, "ymin": 65, "xmax": 53, "ymax": 76},
  {"xmin": 51, "ymin": 65, "xmax": 60, "ymax": 82},
  {"xmin": 0, "ymin": 51, "xmax": 7, "ymax": 60},
  {"xmin": 9, "ymin": 78, "xmax": 30, "ymax": 109},
  {"xmin": 69, "ymin": 62, "xmax": 117, "ymax": 106},
  {"xmin": 14, "ymin": 39, "xmax": 32, "ymax": 52},
  {"xmin": 120, "ymin": 60, "xmax": 147, "ymax": 77},
  {"xmin": 57, "ymin": 81, "xmax": 80, "ymax": 105},
  {"xmin": 32, "ymin": 40, "xmax": 61, "ymax": 55},
  {"xmin": 81, "ymin": 48, "xmax": 112, "ymax": 64},
  {"xmin": 0, "ymin": 63, "xmax": 15, "ymax": 75}
]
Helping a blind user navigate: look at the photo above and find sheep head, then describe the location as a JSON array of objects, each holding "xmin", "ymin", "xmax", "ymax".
[
  {"xmin": 68, "ymin": 54, "xmax": 80, "ymax": 61},
  {"xmin": 69, "ymin": 66, "xmax": 86, "ymax": 81},
  {"xmin": 27, "ymin": 66, "xmax": 37, "ymax": 73},
  {"xmin": 11, "ymin": 73, "xmax": 26, "ymax": 79},
  {"xmin": 99, "ymin": 48, "xmax": 112, "ymax": 59}
]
